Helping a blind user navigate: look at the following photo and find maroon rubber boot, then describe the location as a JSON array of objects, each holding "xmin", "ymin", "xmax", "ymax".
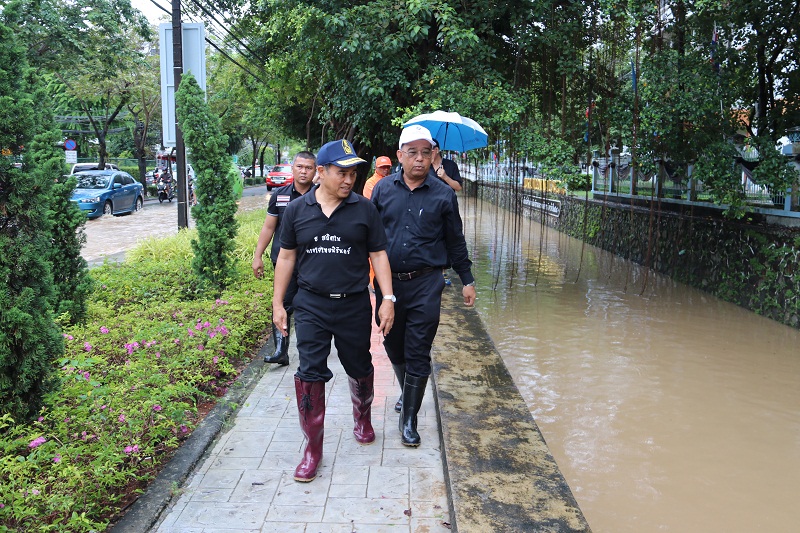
[
  {"xmin": 348, "ymin": 372, "xmax": 375, "ymax": 444},
  {"xmin": 294, "ymin": 377, "xmax": 325, "ymax": 482}
]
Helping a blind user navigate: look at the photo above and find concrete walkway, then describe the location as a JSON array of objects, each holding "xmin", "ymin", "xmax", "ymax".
[{"xmin": 152, "ymin": 296, "xmax": 451, "ymax": 532}]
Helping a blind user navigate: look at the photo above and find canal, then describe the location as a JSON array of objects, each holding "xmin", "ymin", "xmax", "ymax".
[{"xmin": 461, "ymin": 196, "xmax": 800, "ymax": 532}]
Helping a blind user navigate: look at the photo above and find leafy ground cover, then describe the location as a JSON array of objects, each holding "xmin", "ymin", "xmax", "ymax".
[{"xmin": 0, "ymin": 210, "xmax": 273, "ymax": 532}]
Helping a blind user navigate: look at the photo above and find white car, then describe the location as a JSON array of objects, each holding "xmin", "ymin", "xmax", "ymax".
[{"xmin": 70, "ymin": 162, "xmax": 120, "ymax": 174}]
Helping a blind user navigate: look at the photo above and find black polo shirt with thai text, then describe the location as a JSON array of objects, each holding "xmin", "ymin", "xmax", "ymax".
[
  {"xmin": 279, "ymin": 185, "xmax": 387, "ymax": 294},
  {"xmin": 266, "ymin": 182, "xmax": 307, "ymax": 264}
]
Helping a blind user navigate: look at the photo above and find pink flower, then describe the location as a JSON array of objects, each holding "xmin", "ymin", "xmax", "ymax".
[
  {"xmin": 180, "ymin": 425, "xmax": 188, "ymax": 433},
  {"xmin": 29, "ymin": 436, "xmax": 46, "ymax": 448},
  {"xmin": 153, "ymin": 405, "xmax": 162, "ymax": 412},
  {"xmin": 83, "ymin": 342, "xmax": 92, "ymax": 352},
  {"xmin": 118, "ymin": 414, "xmax": 126, "ymax": 423},
  {"xmin": 37, "ymin": 416, "xmax": 44, "ymax": 422},
  {"xmin": 174, "ymin": 338, "xmax": 180, "ymax": 344},
  {"xmin": 53, "ymin": 454, "xmax": 61, "ymax": 463},
  {"xmin": 187, "ymin": 328, "xmax": 195, "ymax": 337},
  {"xmin": 155, "ymin": 352, "xmax": 161, "ymax": 358},
  {"xmin": 64, "ymin": 417, "xmax": 70, "ymax": 423},
  {"xmin": 83, "ymin": 371, "xmax": 90, "ymax": 380},
  {"xmin": 194, "ymin": 322, "xmax": 202, "ymax": 331},
  {"xmin": 100, "ymin": 326, "xmax": 109, "ymax": 334},
  {"xmin": 203, "ymin": 321, "xmax": 211, "ymax": 329},
  {"xmin": 0, "ymin": 503, "xmax": 5, "ymax": 509},
  {"xmin": 208, "ymin": 330, "xmax": 217, "ymax": 339},
  {"xmin": 124, "ymin": 445, "xmax": 139, "ymax": 455},
  {"xmin": 212, "ymin": 356, "xmax": 219, "ymax": 364},
  {"xmin": 197, "ymin": 344, "xmax": 205, "ymax": 351},
  {"xmin": 31, "ymin": 489, "xmax": 40, "ymax": 496},
  {"xmin": 100, "ymin": 405, "xmax": 107, "ymax": 410},
  {"xmin": 219, "ymin": 326, "xmax": 229, "ymax": 336}
]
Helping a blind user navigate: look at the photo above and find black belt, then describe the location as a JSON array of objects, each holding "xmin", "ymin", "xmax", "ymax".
[
  {"xmin": 392, "ymin": 267, "xmax": 436, "ymax": 281},
  {"xmin": 304, "ymin": 288, "xmax": 367, "ymax": 299}
]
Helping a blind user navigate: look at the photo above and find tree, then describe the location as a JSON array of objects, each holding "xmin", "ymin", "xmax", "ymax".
[
  {"xmin": 125, "ymin": 33, "xmax": 162, "ymax": 188},
  {"xmin": 176, "ymin": 73, "xmax": 239, "ymax": 293},
  {"xmin": 8, "ymin": 0, "xmax": 152, "ymax": 166},
  {"xmin": 0, "ymin": 19, "xmax": 62, "ymax": 421}
]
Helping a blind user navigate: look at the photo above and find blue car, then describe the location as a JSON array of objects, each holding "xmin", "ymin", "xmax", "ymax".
[{"xmin": 71, "ymin": 170, "xmax": 144, "ymax": 219}]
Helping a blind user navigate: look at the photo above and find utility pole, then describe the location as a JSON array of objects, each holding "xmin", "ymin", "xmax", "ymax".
[{"xmin": 172, "ymin": 0, "xmax": 189, "ymax": 229}]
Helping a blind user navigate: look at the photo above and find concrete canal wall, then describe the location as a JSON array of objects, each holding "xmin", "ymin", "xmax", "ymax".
[{"xmin": 471, "ymin": 182, "xmax": 800, "ymax": 329}]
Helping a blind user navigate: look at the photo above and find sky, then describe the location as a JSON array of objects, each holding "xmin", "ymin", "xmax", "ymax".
[{"xmin": 131, "ymin": 0, "xmax": 171, "ymax": 25}]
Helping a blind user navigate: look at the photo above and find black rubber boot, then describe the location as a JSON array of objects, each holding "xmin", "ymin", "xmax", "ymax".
[
  {"xmin": 399, "ymin": 374, "xmax": 428, "ymax": 447},
  {"xmin": 391, "ymin": 363, "xmax": 405, "ymax": 413},
  {"xmin": 264, "ymin": 319, "xmax": 290, "ymax": 365}
]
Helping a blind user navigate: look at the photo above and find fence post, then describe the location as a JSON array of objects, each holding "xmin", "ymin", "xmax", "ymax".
[{"xmin": 687, "ymin": 162, "xmax": 696, "ymax": 201}]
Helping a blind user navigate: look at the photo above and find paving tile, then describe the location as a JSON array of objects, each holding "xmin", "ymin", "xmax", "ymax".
[
  {"xmin": 322, "ymin": 496, "xmax": 410, "ymax": 525},
  {"xmin": 381, "ymin": 447, "xmax": 444, "ymax": 469},
  {"xmin": 367, "ymin": 466, "xmax": 409, "ymax": 499},
  {"xmin": 205, "ymin": 456, "xmax": 262, "ymax": 471},
  {"xmin": 217, "ymin": 431, "xmax": 273, "ymax": 458},
  {"xmin": 271, "ymin": 469, "xmax": 331, "ymax": 506},
  {"xmin": 409, "ymin": 517, "xmax": 453, "ymax": 532},
  {"xmin": 176, "ymin": 502, "xmax": 268, "ymax": 529},
  {"xmin": 259, "ymin": 522, "xmax": 309, "ymax": 533},
  {"xmin": 331, "ymin": 464, "xmax": 369, "ymax": 485},
  {"xmin": 186, "ymin": 487, "xmax": 234, "ymax": 502},
  {"xmin": 196, "ymin": 468, "xmax": 244, "ymax": 490},
  {"xmin": 328, "ymin": 483, "xmax": 367, "ymax": 497},
  {"xmin": 228, "ymin": 469, "xmax": 283, "ymax": 503},
  {"xmin": 266, "ymin": 503, "xmax": 324, "ymax": 523}
]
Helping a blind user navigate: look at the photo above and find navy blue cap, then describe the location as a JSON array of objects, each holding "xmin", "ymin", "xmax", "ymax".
[{"xmin": 317, "ymin": 140, "xmax": 367, "ymax": 167}]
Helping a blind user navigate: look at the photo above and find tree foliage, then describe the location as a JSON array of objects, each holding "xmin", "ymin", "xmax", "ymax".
[
  {"xmin": 0, "ymin": 20, "xmax": 62, "ymax": 422},
  {"xmin": 175, "ymin": 73, "xmax": 239, "ymax": 294}
]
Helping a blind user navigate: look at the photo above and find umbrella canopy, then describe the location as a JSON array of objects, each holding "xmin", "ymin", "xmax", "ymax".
[{"xmin": 403, "ymin": 111, "xmax": 488, "ymax": 152}]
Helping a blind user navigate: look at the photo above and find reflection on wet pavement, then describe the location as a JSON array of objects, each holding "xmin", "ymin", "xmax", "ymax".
[{"xmin": 81, "ymin": 187, "xmax": 270, "ymax": 267}]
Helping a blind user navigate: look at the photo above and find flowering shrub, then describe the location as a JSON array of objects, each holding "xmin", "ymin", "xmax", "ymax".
[{"xmin": 0, "ymin": 210, "xmax": 273, "ymax": 531}]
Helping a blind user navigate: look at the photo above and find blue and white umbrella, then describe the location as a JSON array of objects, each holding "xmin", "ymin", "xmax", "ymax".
[{"xmin": 403, "ymin": 111, "xmax": 488, "ymax": 152}]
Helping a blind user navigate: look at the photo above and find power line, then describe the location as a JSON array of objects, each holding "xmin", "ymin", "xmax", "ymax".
[{"xmin": 148, "ymin": 0, "xmax": 266, "ymax": 83}]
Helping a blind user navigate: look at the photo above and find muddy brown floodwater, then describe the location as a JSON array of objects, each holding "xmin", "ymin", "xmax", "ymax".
[{"xmin": 462, "ymin": 196, "xmax": 800, "ymax": 533}]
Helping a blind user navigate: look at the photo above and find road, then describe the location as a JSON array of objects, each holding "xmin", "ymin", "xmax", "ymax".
[{"xmin": 81, "ymin": 185, "xmax": 270, "ymax": 267}]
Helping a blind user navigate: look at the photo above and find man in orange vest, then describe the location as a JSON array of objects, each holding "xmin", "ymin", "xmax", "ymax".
[{"xmin": 362, "ymin": 156, "xmax": 392, "ymax": 200}]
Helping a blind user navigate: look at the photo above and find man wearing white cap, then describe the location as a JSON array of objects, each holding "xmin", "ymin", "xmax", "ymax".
[
  {"xmin": 273, "ymin": 139, "xmax": 395, "ymax": 482},
  {"xmin": 370, "ymin": 125, "xmax": 476, "ymax": 447}
]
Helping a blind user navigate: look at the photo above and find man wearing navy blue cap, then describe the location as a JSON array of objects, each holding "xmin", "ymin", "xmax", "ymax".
[
  {"xmin": 273, "ymin": 139, "xmax": 395, "ymax": 483},
  {"xmin": 371, "ymin": 124, "xmax": 476, "ymax": 448}
]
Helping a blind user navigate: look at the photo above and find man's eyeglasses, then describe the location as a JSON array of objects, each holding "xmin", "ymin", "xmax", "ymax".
[{"xmin": 401, "ymin": 149, "xmax": 434, "ymax": 159}]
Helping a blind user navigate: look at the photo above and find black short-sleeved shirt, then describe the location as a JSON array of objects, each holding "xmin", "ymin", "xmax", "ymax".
[
  {"xmin": 266, "ymin": 183, "xmax": 306, "ymax": 264},
  {"xmin": 371, "ymin": 172, "xmax": 475, "ymax": 285},
  {"xmin": 428, "ymin": 158, "xmax": 463, "ymax": 186},
  {"xmin": 279, "ymin": 185, "xmax": 388, "ymax": 294}
]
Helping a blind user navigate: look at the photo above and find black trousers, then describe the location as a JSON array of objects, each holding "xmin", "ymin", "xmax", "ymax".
[
  {"xmin": 272, "ymin": 262, "xmax": 299, "ymax": 314},
  {"xmin": 293, "ymin": 288, "xmax": 373, "ymax": 382},
  {"xmin": 375, "ymin": 269, "xmax": 445, "ymax": 377}
]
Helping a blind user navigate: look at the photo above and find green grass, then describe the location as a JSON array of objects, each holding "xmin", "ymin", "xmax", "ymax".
[{"xmin": 0, "ymin": 209, "xmax": 274, "ymax": 532}]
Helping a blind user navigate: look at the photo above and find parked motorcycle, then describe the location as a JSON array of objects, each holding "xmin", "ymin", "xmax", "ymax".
[{"xmin": 157, "ymin": 176, "xmax": 175, "ymax": 203}]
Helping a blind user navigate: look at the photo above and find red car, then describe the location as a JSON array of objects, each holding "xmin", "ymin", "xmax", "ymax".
[{"xmin": 266, "ymin": 164, "xmax": 293, "ymax": 190}]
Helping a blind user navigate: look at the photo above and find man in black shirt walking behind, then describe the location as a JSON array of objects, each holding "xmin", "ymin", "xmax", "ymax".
[
  {"xmin": 273, "ymin": 139, "xmax": 395, "ymax": 482},
  {"xmin": 253, "ymin": 151, "xmax": 317, "ymax": 365},
  {"xmin": 370, "ymin": 125, "xmax": 476, "ymax": 447}
]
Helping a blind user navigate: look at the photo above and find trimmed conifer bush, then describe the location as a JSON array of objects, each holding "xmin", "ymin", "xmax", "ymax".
[
  {"xmin": 0, "ymin": 21, "xmax": 62, "ymax": 421},
  {"xmin": 175, "ymin": 73, "xmax": 239, "ymax": 294}
]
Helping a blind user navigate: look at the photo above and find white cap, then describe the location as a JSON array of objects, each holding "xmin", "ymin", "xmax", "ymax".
[{"xmin": 399, "ymin": 125, "xmax": 435, "ymax": 149}]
